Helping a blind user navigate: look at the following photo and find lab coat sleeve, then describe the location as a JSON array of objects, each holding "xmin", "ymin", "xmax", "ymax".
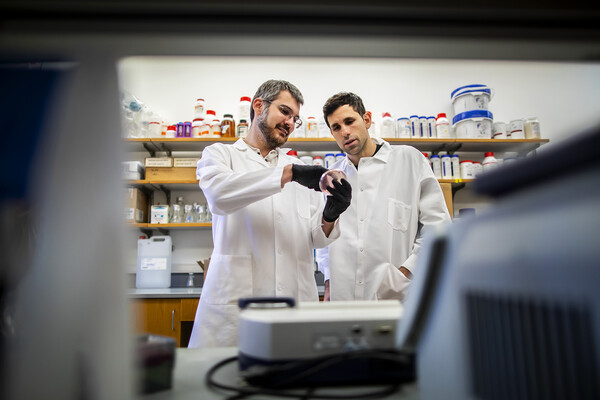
[
  {"xmin": 197, "ymin": 144, "xmax": 284, "ymax": 215},
  {"xmin": 308, "ymin": 192, "xmax": 341, "ymax": 248},
  {"xmin": 315, "ymin": 246, "xmax": 330, "ymax": 281},
  {"xmin": 402, "ymin": 157, "xmax": 452, "ymax": 273}
]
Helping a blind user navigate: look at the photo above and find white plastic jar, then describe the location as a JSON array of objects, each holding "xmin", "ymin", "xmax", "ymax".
[
  {"xmin": 472, "ymin": 161, "xmax": 483, "ymax": 175},
  {"xmin": 300, "ymin": 155, "xmax": 313, "ymax": 165},
  {"xmin": 335, "ymin": 153, "xmax": 345, "ymax": 162},
  {"xmin": 192, "ymin": 118, "xmax": 203, "ymax": 137},
  {"xmin": 380, "ymin": 112, "xmax": 395, "ymax": 138},
  {"xmin": 210, "ymin": 119, "xmax": 221, "ymax": 137},
  {"xmin": 194, "ymin": 98, "xmax": 205, "ymax": 117},
  {"xmin": 166, "ymin": 125, "xmax": 176, "ymax": 138},
  {"xmin": 524, "ymin": 117, "xmax": 541, "ymax": 139},
  {"xmin": 313, "ymin": 156, "xmax": 324, "ymax": 166},
  {"xmin": 396, "ymin": 117, "xmax": 410, "ymax": 138},
  {"xmin": 460, "ymin": 160, "xmax": 473, "ymax": 179},
  {"xmin": 410, "ymin": 115, "xmax": 421, "ymax": 138},
  {"xmin": 509, "ymin": 119, "xmax": 525, "ymax": 139},
  {"xmin": 430, "ymin": 154, "xmax": 442, "ymax": 179},
  {"xmin": 492, "ymin": 122, "xmax": 507, "ymax": 139},
  {"xmin": 453, "ymin": 110, "xmax": 494, "ymax": 139},
  {"xmin": 450, "ymin": 84, "xmax": 493, "ymax": 114},
  {"xmin": 419, "ymin": 116, "xmax": 428, "ymax": 138},
  {"xmin": 426, "ymin": 116, "xmax": 436, "ymax": 138},
  {"xmin": 436, "ymin": 113, "xmax": 451, "ymax": 138}
]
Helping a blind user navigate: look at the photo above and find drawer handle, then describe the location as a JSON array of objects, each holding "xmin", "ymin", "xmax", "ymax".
[{"xmin": 172, "ymin": 310, "xmax": 175, "ymax": 331}]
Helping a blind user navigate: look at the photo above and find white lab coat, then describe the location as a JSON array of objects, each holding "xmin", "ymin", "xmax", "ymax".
[
  {"xmin": 316, "ymin": 137, "xmax": 450, "ymax": 301},
  {"xmin": 188, "ymin": 139, "xmax": 340, "ymax": 348}
]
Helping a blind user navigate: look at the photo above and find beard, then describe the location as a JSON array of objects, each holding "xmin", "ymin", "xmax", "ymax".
[{"xmin": 256, "ymin": 109, "xmax": 290, "ymax": 149}]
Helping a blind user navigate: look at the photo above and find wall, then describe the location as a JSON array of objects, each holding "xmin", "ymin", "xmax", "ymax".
[{"xmin": 118, "ymin": 56, "xmax": 600, "ymax": 273}]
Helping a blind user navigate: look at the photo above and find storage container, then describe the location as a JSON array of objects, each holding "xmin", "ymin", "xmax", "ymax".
[
  {"xmin": 451, "ymin": 84, "xmax": 493, "ymax": 114},
  {"xmin": 136, "ymin": 236, "xmax": 172, "ymax": 288},
  {"xmin": 452, "ymin": 110, "xmax": 493, "ymax": 139}
]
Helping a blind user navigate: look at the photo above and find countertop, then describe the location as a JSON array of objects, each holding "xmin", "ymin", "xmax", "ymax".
[
  {"xmin": 142, "ymin": 347, "xmax": 420, "ymax": 400},
  {"xmin": 129, "ymin": 286, "xmax": 326, "ymax": 299}
]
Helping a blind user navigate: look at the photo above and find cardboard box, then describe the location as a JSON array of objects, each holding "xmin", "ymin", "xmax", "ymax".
[
  {"xmin": 125, "ymin": 188, "xmax": 148, "ymax": 223},
  {"xmin": 150, "ymin": 205, "xmax": 170, "ymax": 224},
  {"xmin": 173, "ymin": 157, "xmax": 201, "ymax": 168},
  {"xmin": 146, "ymin": 167, "xmax": 197, "ymax": 181},
  {"xmin": 145, "ymin": 157, "xmax": 174, "ymax": 167},
  {"xmin": 123, "ymin": 161, "xmax": 145, "ymax": 180}
]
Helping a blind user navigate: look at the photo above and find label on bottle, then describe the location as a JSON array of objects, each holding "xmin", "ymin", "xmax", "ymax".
[{"xmin": 140, "ymin": 257, "xmax": 167, "ymax": 271}]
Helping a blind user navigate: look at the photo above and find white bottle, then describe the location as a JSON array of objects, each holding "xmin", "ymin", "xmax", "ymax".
[
  {"xmin": 396, "ymin": 117, "xmax": 410, "ymax": 138},
  {"xmin": 369, "ymin": 120, "xmax": 378, "ymax": 137},
  {"xmin": 380, "ymin": 112, "xmax": 396, "ymax": 138},
  {"xmin": 451, "ymin": 154, "xmax": 460, "ymax": 179},
  {"xmin": 472, "ymin": 161, "xmax": 483, "ymax": 175},
  {"xmin": 419, "ymin": 116, "xmax": 428, "ymax": 138},
  {"xmin": 422, "ymin": 152, "xmax": 432, "ymax": 169},
  {"xmin": 436, "ymin": 113, "xmax": 451, "ymax": 138},
  {"xmin": 427, "ymin": 116, "xmax": 437, "ymax": 138},
  {"xmin": 460, "ymin": 160, "xmax": 473, "ymax": 179},
  {"xmin": 239, "ymin": 96, "xmax": 251, "ymax": 125},
  {"xmin": 410, "ymin": 115, "xmax": 421, "ymax": 138},
  {"xmin": 194, "ymin": 98, "xmax": 205, "ymax": 118},
  {"xmin": 430, "ymin": 154, "xmax": 442, "ymax": 179},
  {"xmin": 306, "ymin": 117, "xmax": 319, "ymax": 137},
  {"xmin": 482, "ymin": 152, "xmax": 498, "ymax": 171},
  {"xmin": 441, "ymin": 155, "xmax": 453, "ymax": 179},
  {"xmin": 324, "ymin": 153, "xmax": 336, "ymax": 168},
  {"xmin": 313, "ymin": 156, "xmax": 324, "ymax": 166}
]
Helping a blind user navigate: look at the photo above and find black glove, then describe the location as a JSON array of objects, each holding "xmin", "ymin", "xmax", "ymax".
[
  {"xmin": 291, "ymin": 164, "xmax": 328, "ymax": 191},
  {"xmin": 323, "ymin": 178, "xmax": 352, "ymax": 222}
]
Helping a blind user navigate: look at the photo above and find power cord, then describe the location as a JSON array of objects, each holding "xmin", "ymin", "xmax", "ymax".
[{"xmin": 205, "ymin": 349, "xmax": 415, "ymax": 400}]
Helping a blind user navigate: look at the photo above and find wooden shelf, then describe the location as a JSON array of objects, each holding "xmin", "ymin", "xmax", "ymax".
[
  {"xmin": 124, "ymin": 137, "xmax": 549, "ymax": 153},
  {"xmin": 128, "ymin": 223, "xmax": 212, "ymax": 229}
]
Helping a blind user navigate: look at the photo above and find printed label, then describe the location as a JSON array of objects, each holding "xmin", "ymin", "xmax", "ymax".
[{"xmin": 140, "ymin": 257, "xmax": 168, "ymax": 271}]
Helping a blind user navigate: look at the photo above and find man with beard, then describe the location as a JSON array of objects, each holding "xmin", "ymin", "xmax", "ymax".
[
  {"xmin": 316, "ymin": 92, "xmax": 450, "ymax": 302},
  {"xmin": 188, "ymin": 80, "xmax": 352, "ymax": 348}
]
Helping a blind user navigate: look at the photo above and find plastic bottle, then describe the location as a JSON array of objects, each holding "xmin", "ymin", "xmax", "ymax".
[
  {"xmin": 482, "ymin": 152, "xmax": 498, "ymax": 171},
  {"xmin": 335, "ymin": 153, "xmax": 345, "ymax": 162},
  {"xmin": 306, "ymin": 117, "xmax": 319, "ymax": 137},
  {"xmin": 176, "ymin": 122, "xmax": 184, "ymax": 137},
  {"xmin": 430, "ymin": 154, "xmax": 442, "ymax": 179},
  {"xmin": 441, "ymin": 155, "xmax": 453, "ymax": 179},
  {"xmin": 210, "ymin": 119, "xmax": 221, "ymax": 137},
  {"xmin": 287, "ymin": 150, "xmax": 299, "ymax": 158},
  {"xmin": 419, "ymin": 116, "xmax": 428, "ymax": 138},
  {"xmin": 422, "ymin": 152, "xmax": 432, "ymax": 169},
  {"xmin": 451, "ymin": 154, "xmax": 460, "ymax": 179},
  {"xmin": 396, "ymin": 117, "xmax": 410, "ymax": 138},
  {"xmin": 221, "ymin": 114, "xmax": 236, "ymax": 137},
  {"xmin": 324, "ymin": 153, "xmax": 336, "ymax": 168},
  {"xmin": 192, "ymin": 118, "xmax": 203, "ymax": 137},
  {"xmin": 313, "ymin": 156, "xmax": 324, "ymax": 166},
  {"xmin": 300, "ymin": 155, "xmax": 313, "ymax": 165},
  {"xmin": 524, "ymin": 117, "xmax": 541, "ymax": 139},
  {"xmin": 184, "ymin": 121, "xmax": 192, "ymax": 137},
  {"xmin": 436, "ymin": 113, "xmax": 451, "ymax": 138},
  {"xmin": 166, "ymin": 125, "xmax": 176, "ymax": 138},
  {"xmin": 194, "ymin": 98, "xmax": 205, "ymax": 118},
  {"xmin": 460, "ymin": 160, "xmax": 473, "ymax": 179},
  {"xmin": 187, "ymin": 272, "xmax": 195, "ymax": 288},
  {"xmin": 239, "ymin": 96, "xmax": 251, "ymax": 124},
  {"xmin": 426, "ymin": 116, "xmax": 436, "ymax": 138},
  {"xmin": 237, "ymin": 119, "xmax": 249, "ymax": 137},
  {"xmin": 472, "ymin": 161, "xmax": 483, "ymax": 175},
  {"xmin": 410, "ymin": 115, "xmax": 421, "ymax": 138},
  {"xmin": 380, "ymin": 112, "xmax": 396, "ymax": 138},
  {"xmin": 205, "ymin": 110, "xmax": 217, "ymax": 124}
]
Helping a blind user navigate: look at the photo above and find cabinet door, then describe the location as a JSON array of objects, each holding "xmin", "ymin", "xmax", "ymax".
[
  {"xmin": 131, "ymin": 299, "xmax": 181, "ymax": 346},
  {"xmin": 439, "ymin": 182, "xmax": 454, "ymax": 218},
  {"xmin": 180, "ymin": 298, "xmax": 199, "ymax": 321}
]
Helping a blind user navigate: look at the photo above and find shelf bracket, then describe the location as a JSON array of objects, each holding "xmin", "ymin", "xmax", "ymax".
[
  {"xmin": 158, "ymin": 185, "xmax": 172, "ymax": 206},
  {"xmin": 160, "ymin": 143, "xmax": 172, "ymax": 157},
  {"xmin": 446, "ymin": 143, "xmax": 462, "ymax": 155},
  {"xmin": 142, "ymin": 142, "xmax": 156, "ymax": 157}
]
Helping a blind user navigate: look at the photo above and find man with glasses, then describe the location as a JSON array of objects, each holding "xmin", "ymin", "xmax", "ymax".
[{"xmin": 189, "ymin": 80, "xmax": 352, "ymax": 348}]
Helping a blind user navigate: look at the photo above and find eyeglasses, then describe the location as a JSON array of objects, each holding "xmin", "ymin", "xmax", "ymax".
[{"xmin": 266, "ymin": 101, "xmax": 302, "ymax": 128}]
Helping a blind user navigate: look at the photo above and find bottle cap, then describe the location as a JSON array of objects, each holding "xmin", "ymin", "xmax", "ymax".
[
  {"xmin": 437, "ymin": 113, "xmax": 447, "ymax": 119},
  {"xmin": 382, "ymin": 112, "xmax": 391, "ymax": 118},
  {"xmin": 325, "ymin": 153, "xmax": 335, "ymax": 157},
  {"xmin": 167, "ymin": 125, "xmax": 176, "ymax": 130},
  {"xmin": 484, "ymin": 152, "xmax": 494, "ymax": 157},
  {"xmin": 240, "ymin": 96, "xmax": 251, "ymax": 102},
  {"xmin": 460, "ymin": 160, "xmax": 472, "ymax": 163},
  {"xmin": 422, "ymin": 152, "xmax": 429, "ymax": 158},
  {"xmin": 239, "ymin": 119, "xmax": 247, "ymax": 123},
  {"xmin": 207, "ymin": 110, "xmax": 216, "ymax": 116},
  {"xmin": 196, "ymin": 98, "xmax": 205, "ymax": 102},
  {"xmin": 223, "ymin": 114, "xmax": 233, "ymax": 118},
  {"xmin": 287, "ymin": 150, "xmax": 298, "ymax": 156},
  {"xmin": 313, "ymin": 155, "xmax": 323, "ymax": 159}
]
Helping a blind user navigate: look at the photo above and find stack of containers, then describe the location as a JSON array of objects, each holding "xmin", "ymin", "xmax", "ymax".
[{"xmin": 451, "ymin": 84, "xmax": 494, "ymax": 139}]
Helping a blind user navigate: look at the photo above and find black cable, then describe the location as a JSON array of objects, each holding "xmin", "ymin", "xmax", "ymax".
[{"xmin": 205, "ymin": 351, "xmax": 410, "ymax": 400}]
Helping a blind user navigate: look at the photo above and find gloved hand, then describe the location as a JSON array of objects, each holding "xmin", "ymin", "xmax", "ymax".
[
  {"xmin": 323, "ymin": 178, "xmax": 352, "ymax": 222},
  {"xmin": 291, "ymin": 164, "xmax": 328, "ymax": 191}
]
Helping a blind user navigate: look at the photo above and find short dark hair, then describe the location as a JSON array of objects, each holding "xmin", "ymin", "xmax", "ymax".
[
  {"xmin": 250, "ymin": 80, "xmax": 304, "ymax": 122},
  {"xmin": 322, "ymin": 92, "xmax": 367, "ymax": 128}
]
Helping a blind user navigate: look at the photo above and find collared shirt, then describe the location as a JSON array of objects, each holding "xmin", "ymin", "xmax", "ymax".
[{"xmin": 244, "ymin": 140, "xmax": 279, "ymax": 166}]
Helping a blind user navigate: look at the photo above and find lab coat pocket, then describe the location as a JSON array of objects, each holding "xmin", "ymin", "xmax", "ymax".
[
  {"xmin": 202, "ymin": 254, "xmax": 253, "ymax": 305},
  {"xmin": 387, "ymin": 199, "xmax": 411, "ymax": 232},
  {"xmin": 295, "ymin": 187, "xmax": 311, "ymax": 219}
]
